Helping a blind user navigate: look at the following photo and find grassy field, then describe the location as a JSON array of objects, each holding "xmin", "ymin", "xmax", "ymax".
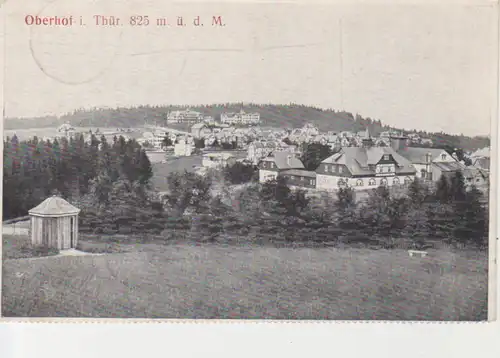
[{"xmin": 2, "ymin": 234, "xmax": 488, "ymax": 320}]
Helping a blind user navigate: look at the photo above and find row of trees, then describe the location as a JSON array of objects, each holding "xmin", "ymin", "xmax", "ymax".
[
  {"xmin": 228, "ymin": 171, "xmax": 486, "ymax": 247},
  {"xmin": 3, "ymin": 134, "xmax": 153, "ymax": 219},
  {"xmin": 78, "ymin": 162, "xmax": 487, "ymax": 249}
]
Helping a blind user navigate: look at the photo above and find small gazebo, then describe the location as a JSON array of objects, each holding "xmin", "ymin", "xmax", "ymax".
[{"xmin": 28, "ymin": 195, "xmax": 81, "ymax": 250}]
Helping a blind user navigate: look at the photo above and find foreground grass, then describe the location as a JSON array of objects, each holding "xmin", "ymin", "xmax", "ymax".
[
  {"xmin": 2, "ymin": 241, "xmax": 488, "ymax": 320},
  {"xmin": 2, "ymin": 235, "xmax": 59, "ymax": 260}
]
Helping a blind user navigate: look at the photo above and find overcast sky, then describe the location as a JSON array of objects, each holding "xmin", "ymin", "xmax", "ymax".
[{"xmin": 2, "ymin": 0, "xmax": 498, "ymax": 135}]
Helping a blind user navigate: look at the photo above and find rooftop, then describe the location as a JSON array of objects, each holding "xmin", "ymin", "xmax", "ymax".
[
  {"xmin": 397, "ymin": 147, "xmax": 446, "ymax": 164},
  {"xmin": 29, "ymin": 196, "xmax": 80, "ymax": 217},
  {"xmin": 263, "ymin": 151, "xmax": 305, "ymax": 170},
  {"xmin": 321, "ymin": 147, "xmax": 416, "ymax": 176}
]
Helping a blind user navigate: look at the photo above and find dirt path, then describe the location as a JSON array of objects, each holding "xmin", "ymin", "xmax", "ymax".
[{"xmin": 2, "ymin": 225, "xmax": 29, "ymax": 236}]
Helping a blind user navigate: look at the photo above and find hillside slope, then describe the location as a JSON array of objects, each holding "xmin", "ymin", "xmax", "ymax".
[{"xmin": 5, "ymin": 103, "xmax": 490, "ymax": 151}]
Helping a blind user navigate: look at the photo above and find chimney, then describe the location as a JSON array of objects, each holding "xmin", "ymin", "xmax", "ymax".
[
  {"xmin": 390, "ymin": 135, "xmax": 408, "ymax": 152},
  {"xmin": 287, "ymin": 155, "xmax": 292, "ymax": 166}
]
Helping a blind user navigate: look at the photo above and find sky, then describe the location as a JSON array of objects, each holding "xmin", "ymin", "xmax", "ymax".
[{"xmin": 2, "ymin": 0, "xmax": 498, "ymax": 136}]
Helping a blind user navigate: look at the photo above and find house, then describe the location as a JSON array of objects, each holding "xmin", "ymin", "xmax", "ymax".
[
  {"xmin": 315, "ymin": 145, "xmax": 416, "ymax": 191},
  {"xmin": 280, "ymin": 169, "xmax": 317, "ymax": 189},
  {"xmin": 470, "ymin": 147, "xmax": 490, "ymax": 171},
  {"xmin": 202, "ymin": 152, "xmax": 236, "ymax": 169},
  {"xmin": 151, "ymin": 130, "xmax": 168, "ymax": 149},
  {"xmin": 462, "ymin": 167, "xmax": 489, "ymax": 190},
  {"xmin": 396, "ymin": 145, "xmax": 463, "ymax": 181},
  {"xmin": 191, "ymin": 123, "xmax": 212, "ymax": 139},
  {"xmin": 174, "ymin": 139, "xmax": 193, "ymax": 156},
  {"xmin": 258, "ymin": 151, "xmax": 306, "ymax": 183},
  {"xmin": 221, "ymin": 110, "xmax": 260, "ymax": 125}
]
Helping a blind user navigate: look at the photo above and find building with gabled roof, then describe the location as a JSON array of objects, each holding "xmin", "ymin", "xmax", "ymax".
[
  {"xmin": 316, "ymin": 145, "xmax": 416, "ymax": 191},
  {"xmin": 396, "ymin": 146, "xmax": 462, "ymax": 180},
  {"xmin": 258, "ymin": 151, "xmax": 306, "ymax": 183}
]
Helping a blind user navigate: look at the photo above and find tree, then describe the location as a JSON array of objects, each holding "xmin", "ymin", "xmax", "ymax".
[
  {"xmin": 407, "ymin": 177, "xmax": 429, "ymax": 206},
  {"xmin": 453, "ymin": 185, "xmax": 488, "ymax": 245},
  {"xmin": 223, "ymin": 162, "xmax": 257, "ymax": 185},
  {"xmin": 334, "ymin": 187, "xmax": 357, "ymax": 230},
  {"xmin": 434, "ymin": 174, "xmax": 451, "ymax": 203},
  {"xmin": 450, "ymin": 170, "xmax": 466, "ymax": 202},
  {"xmin": 191, "ymin": 196, "xmax": 231, "ymax": 242},
  {"xmin": 136, "ymin": 149, "xmax": 153, "ymax": 185},
  {"xmin": 300, "ymin": 143, "xmax": 335, "ymax": 171},
  {"xmin": 194, "ymin": 138, "xmax": 205, "ymax": 149},
  {"xmin": 162, "ymin": 136, "xmax": 173, "ymax": 148},
  {"xmin": 165, "ymin": 171, "xmax": 212, "ymax": 217},
  {"xmin": 359, "ymin": 185, "xmax": 407, "ymax": 238}
]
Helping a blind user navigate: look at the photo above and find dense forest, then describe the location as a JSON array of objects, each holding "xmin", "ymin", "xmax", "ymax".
[
  {"xmin": 5, "ymin": 103, "xmax": 490, "ymax": 152},
  {"xmin": 3, "ymin": 134, "xmax": 153, "ymax": 220}
]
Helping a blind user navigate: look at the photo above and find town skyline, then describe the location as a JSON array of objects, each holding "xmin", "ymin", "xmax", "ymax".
[{"xmin": 3, "ymin": 102, "xmax": 492, "ymax": 138}]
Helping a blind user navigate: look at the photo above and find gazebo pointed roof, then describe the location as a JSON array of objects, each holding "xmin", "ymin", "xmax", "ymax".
[{"xmin": 29, "ymin": 195, "xmax": 80, "ymax": 217}]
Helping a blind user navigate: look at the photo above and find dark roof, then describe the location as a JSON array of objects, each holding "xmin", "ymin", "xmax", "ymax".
[
  {"xmin": 321, "ymin": 147, "xmax": 415, "ymax": 176},
  {"xmin": 281, "ymin": 169, "xmax": 316, "ymax": 178},
  {"xmin": 29, "ymin": 196, "xmax": 80, "ymax": 217},
  {"xmin": 396, "ymin": 148, "xmax": 446, "ymax": 164},
  {"xmin": 432, "ymin": 162, "xmax": 465, "ymax": 172},
  {"xmin": 262, "ymin": 151, "xmax": 305, "ymax": 170}
]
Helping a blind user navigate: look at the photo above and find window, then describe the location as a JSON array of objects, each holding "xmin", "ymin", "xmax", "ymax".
[
  {"xmin": 393, "ymin": 177, "xmax": 400, "ymax": 185},
  {"xmin": 404, "ymin": 176, "xmax": 412, "ymax": 184},
  {"xmin": 356, "ymin": 179, "xmax": 363, "ymax": 186},
  {"xmin": 380, "ymin": 178, "xmax": 388, "ymax": 186},
  {"xmin": 383, "ymin": 155, "xmax": 389, "ymax": 160},
  {"xmin": 441, "ymin": 154, "xmax": 446, "ymax": 160},
  {"xmin": 291, "ymin": 176, "xmax": 295, "ymax": 180},
  {"xmin": 310, "ymin": 179, "xmax": 315, "ymax": 185},
  {"xmin": 369, "ymin": 178, "xmax": 376, "ymax": 186},
  {"xmin": 271, "ymin": 162, "xmax": 275, "ymax": 169},
  {"xmin": 324, "ymin": 165, "xmax": 329, "ymax": 173},
  {"xmin": 339, "ymin": 166, "xmax": 343, "ymax": 173}
]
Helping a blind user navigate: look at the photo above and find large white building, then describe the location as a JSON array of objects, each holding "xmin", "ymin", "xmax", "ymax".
[
  {"xmin": 315, "ymin": 146, "xmax": 416, "ymax": 191},
  {"xmin": 167, "ymin": 108, "xmax": 204, "ymax": 124},
  {"xmin": 221, "ymin": 110, "xmax": 260, "ymax": 125}
]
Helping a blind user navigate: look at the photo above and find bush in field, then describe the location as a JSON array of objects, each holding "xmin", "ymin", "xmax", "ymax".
[
  {"xmin": 190, "ymin": 196, "xmax": 231, "ymax": 242},
  {"xmin": 164, "ymin": 171, "xmax": 212, "ymax": 216}
]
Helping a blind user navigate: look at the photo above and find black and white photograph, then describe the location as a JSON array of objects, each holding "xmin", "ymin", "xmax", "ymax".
[{"xmin": 1, "ymin": 0, "xmax": 497, "ymax": 320}]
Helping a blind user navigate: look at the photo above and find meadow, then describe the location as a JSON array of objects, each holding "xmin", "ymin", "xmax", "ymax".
[{"xmin": 2, "ymin": 234, "xmax": 488, "ymax": 320}]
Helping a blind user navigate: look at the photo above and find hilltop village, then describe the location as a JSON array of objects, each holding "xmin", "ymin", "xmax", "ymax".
[{"xmin": 42, "ymin": 107, "xmax": 490, "ymax": 196}]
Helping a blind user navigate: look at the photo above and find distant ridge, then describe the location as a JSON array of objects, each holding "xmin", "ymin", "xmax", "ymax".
[{"xmin": 4, "ymin": 103, "xmax": 490, "ymax": 151}]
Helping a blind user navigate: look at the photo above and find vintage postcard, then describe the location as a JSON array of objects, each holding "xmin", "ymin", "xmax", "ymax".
[{"xmin": 0, "ymin": 0, "xmax": 497, "ymax": 321}]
